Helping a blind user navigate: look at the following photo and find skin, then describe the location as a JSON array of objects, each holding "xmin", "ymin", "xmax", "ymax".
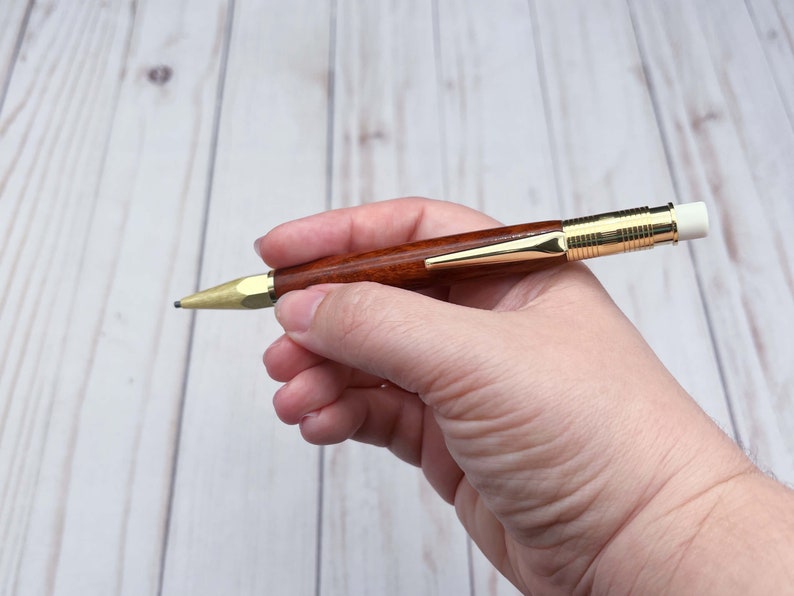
[{"xmin": 257, "ymin": 198, "xmax": 794, "ymax": 594}]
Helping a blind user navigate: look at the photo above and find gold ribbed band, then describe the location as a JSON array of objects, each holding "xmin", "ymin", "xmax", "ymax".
[{"xmin": 563, "ymin": 203, "xmax": 678, "ymax": 262}]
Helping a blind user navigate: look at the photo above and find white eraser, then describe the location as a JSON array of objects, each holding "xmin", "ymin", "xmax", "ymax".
[{"xmin": 675, "ymin": 202, "xmax": 709, "ymax": 241}]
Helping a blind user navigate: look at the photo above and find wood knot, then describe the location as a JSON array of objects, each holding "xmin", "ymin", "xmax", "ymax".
[
  {"xmin": 691, "ymin": 109, "xmax": 721, "ymax": 130},
  {"xmin": 358, "ymin": 129, "xmax": 387, "ymax": 146},
  {"xmin": 147, "ymin": 65, "xmax": 173, "ymax": 85}
]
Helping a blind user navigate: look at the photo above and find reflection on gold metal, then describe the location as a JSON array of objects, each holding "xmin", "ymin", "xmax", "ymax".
[
  {"xmin": 424, "ymin": 203, "xmax": 680, "ymax": 270},
  {"xmin": 175, "ymin": 271, "xmax": 276, "ymax": 309},
  {"xmin": 563, "ymin": 203, "xmax": 678, "ymax": 261},
  {"xmin": 425, "ymin": 231, "xmax": 567, "ymax": 270}
]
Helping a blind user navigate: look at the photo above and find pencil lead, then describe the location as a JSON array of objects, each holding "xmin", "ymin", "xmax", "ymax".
[{"xmin": 174, "ymin": 300, "xmax": 182, "ymax": 308}]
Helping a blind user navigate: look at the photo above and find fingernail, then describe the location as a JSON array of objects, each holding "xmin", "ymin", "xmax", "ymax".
[
  {"xmin": 299, "ymin": 410, "xmax": 321, "ymax": 430},
  {"xmin": 253, "ymin": 237, "xmax": 263, "ymax": 256},
  {"xmin": 274, "ymin": 288, "xmax": 328, "ymax": 333}
]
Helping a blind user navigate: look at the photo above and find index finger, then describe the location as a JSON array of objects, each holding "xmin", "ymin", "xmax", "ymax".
[{"xmin": 255, "ymin": 197, "xmax": 502, "ymax": 269}]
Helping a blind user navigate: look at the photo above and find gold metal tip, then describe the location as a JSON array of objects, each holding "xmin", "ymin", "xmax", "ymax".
[
  {"xmin": 176, "ymin": 271, "xmax": 276, "ymax": 310},
  {"xmin": 562, "ymin": 203, "xmax": 678, "ymax": 262}
]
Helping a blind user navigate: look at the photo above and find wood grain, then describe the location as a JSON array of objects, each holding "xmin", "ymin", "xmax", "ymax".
[{"xmin": 274, "ymin": 221, "xmax": 567, "ymax": 296}]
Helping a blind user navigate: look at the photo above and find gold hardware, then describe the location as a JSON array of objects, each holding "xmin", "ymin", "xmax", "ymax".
[
  {"xmin": 425, "ymin": 231, "xmax": 567, "ymax": 270},
  {"xmin": 176, "ymin": 271, "xmax": 276, "ymax": 309},
  {"xmin": 425, "ymin": 204, "xmax": 680, "ymax": 270},
  {"xmin": 563, "ymin": 203, "xmax": 678, "ymax": 262}
]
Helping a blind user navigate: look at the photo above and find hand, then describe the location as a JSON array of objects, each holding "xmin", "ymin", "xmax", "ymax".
[{"xmin": 258, "ymin": 198, "xmax": 794, "ymax": 594}]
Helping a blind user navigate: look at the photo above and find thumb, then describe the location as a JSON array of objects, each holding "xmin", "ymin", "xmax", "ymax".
[{"xmin": 274, "ymin": 282, "xmax": 500, "ymax": 402}]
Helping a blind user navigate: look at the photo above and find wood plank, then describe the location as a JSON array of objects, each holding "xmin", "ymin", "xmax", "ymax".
[
  {"xmin": 0, "ymin": 0, "xmax": 228, "ymax": 593},
  {"xmin": 532, "ymin": 0, "xmax": 732, "ymax": 432},
  {"xmin": 437, "ymin": 0, "xmax": 557, "ymax": 220},
  {"xmin": 0, "ymin": 0, "xmax": 30, "ymax": 102},
  {"xmin": 746, "ymin": 0, "xmax": 794, "ymax": 123},
  {"xmin": 1, "ymin": 2, "xmax": 137, "ymax": 592},
  {"xmin": 628, "ymin": 0, "xmax": 794, "ymax": 482},
  {"xmin": 321, "ymin": 1, "xmax": 470, "ymax": 594},
  {"xmin": 434, "ymin": 0, "xmax": 555, "ymax": 592},
  {"xmin": 160, "ymin": 2, "xmax": 331, "ymax": 595}
]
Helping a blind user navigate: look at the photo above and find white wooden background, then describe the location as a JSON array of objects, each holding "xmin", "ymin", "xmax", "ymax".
[{"xmin": 1, "ymin": 1, "xmax": 792, "ymax": 594}]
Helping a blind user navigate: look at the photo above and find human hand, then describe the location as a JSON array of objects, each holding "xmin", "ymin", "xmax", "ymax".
[{"xmin": 258, "ymin": 198, "xmax": 793, "ymax": 594}]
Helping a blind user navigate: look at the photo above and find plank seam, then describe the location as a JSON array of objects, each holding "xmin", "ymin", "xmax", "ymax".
[
  {"xmin": 429, "ymin": 1, "xmax": 474, "ymax": 592},
  {"xmin": 624, "ymin": 0, "xmax": 740, "ymax": 442},
  {"xmin": 431, "ymin": 0, "xmax": 449, "ymax": 202},
  {"xmin": 157, "ymin": 1, "xmax": 237, "ymax": 594},
  {"xmin": 527, "ymin": 0, "xmax": 565, "ymax": 215},
  {"xmin": 743, "ymin": 0, "xmax": 794, "ymax": 135},
  {"xmin": 0, "ymin": 0, "xmax": 34, "ymax": 118},
  {"xmin": 316, "ymin": 1, "xmax": 338, "ymax": 594}
]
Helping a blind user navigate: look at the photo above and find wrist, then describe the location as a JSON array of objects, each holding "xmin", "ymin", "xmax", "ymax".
[{"xmin": 595, "ymin": 458, "xmax": 794, "ymax": 594}]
